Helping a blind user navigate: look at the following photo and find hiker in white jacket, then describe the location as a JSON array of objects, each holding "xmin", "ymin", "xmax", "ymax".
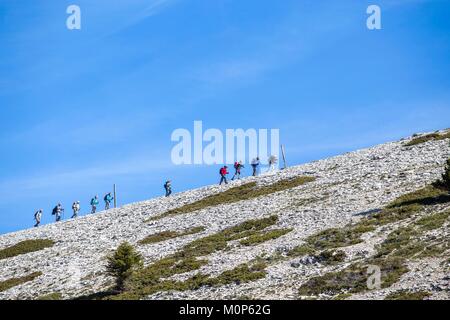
[{"xmin": 72, "ymin": 201, "xmax": 80, "ymax": 218}]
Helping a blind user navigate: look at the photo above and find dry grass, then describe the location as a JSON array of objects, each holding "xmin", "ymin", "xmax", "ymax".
[
  {"xmin": 138, "ymin": 227, "xmax": 205, "ymax": 245},
  {"xmin": 239, "ymin": 228, "xmax": 293, "ymax": 246},
  {"xmin": 385, "ymin": 290, "xmax": 431, "ymax": 300},
  {"xmin": 404, "ymin": 131, "xmax": 450, "ymax": 146},
  {"xmin": 298, "ymin": 257, "xmax": 408, "ymax": 297},
  {"xmin": 0, "ymin": 272, "xmax": 42, "ymax": 292},
  {"xmin": 36, "ymin": 292, "xmax": 63, "ymax": 300},
  {"xmin": 415, "ymin": 210, "xmax": 450, "ymax": 231},
  {"xmin": 0, "ymin": 239, "xmax": 54, "ymax": 260}
]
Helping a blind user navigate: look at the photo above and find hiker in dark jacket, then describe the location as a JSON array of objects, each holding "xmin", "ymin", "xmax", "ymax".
[
  {"xmin": 251, "ymin": 157, "xmax": 260, "ymax": 176},
  {"xmin": 219, "ymin": 166, "xmax": 229, "ymax": 185},
  {"xmin": 232, "ymin": 161, "xmax": 244, "ymax": 180},
  {"xmin": 34, "ymin": 209, "xmax": 43, "ymax": 227},
  {"xmin": 104, "ymin": 193, "xmax": 113, "ymax": 210},
  {"xmin": 90, "ymin": 195, "xmax": 99, "ymax": 214},
  {"xmin": 164, "ymin": 180, "xmax": 172, "ymax": 197},
  {"xmin": 52, "ymin": 204, "xmax": 64, "ymax": 222}
]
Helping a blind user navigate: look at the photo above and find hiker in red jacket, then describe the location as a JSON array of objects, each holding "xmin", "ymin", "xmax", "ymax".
[
  {"xmin": 232, "ymin": 161, "xmax": 244, "ymax": 180},
  {"xmin": 219, "ymin": 166, "xmax": 229, "ymax": 185}
]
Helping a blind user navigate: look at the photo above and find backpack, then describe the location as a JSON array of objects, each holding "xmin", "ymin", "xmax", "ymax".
[
  {"xmin": 234, "ymin": 162, "xmax": 239, "ymax": 169},
  {"xmin": 220, "ymin": 167, "xmax": 226, "ymax": 175},
  {"xmin": 52, "ymin": 207, "xmax": 57, "ymax": 215}
]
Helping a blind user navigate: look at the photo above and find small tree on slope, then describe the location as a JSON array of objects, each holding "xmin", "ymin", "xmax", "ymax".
[{"xmin": 106, "ymin": 242, "xmax": 143, "ymax": 292}]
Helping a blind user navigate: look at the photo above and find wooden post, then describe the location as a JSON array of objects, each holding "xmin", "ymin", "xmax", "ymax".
[
  {"xmin": 113, "ymin": 184, "xmax": 117, "ymax": 208},
  {"xmin": 281, "ymin": 144, "xmax": 287, "ymax": 169}
]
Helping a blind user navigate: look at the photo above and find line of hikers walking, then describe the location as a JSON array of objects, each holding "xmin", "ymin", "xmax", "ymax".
[
  {"xmin": 219, "ymin": 156, "xmax": 277, "ymax": 185},
  {"xmin": 166, "ymin": 156, "xmax": 275, "ymax": 194},
  {"xmin": 34, "ymin": 155, "xmax": 277, "ymax": 227},
  {"xmin": 34, "ymin": 192, "xmax": 114, "ymax": 227}
]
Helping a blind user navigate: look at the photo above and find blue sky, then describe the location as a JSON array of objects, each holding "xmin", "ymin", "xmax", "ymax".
[{"xmin": 0, "ymin": 0, "xmax": 449, "ymax": 234}]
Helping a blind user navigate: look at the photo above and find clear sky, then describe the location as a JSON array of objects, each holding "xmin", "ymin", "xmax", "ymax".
[{"xmin": 1, "ymin": 0, "xmax": 449, "ymax": 234}]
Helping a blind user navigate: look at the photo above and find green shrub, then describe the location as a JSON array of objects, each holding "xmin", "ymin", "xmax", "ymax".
[
  {"xmin": 36, "ymin": 292, "xmax": 62, "ymax": 300},
  {"xmin": 286, "ymin": 221, "xmax": 375, "ymax": 258},
  {"xmin": 404, "ymin": 131, "xmax": 450, "ymax": 146},
  {"xmin": 111, "ymin": 261, "xmax": 267, "ymax": 300},
  {"xmin": 138, "ymin": 226, "xmax": 205, "ymax": 245},
  {"xmin": 0, "ymin": 239, "xmax": 54, "ymax": 260},
  {"xmin": 316, "ymin": 250, "xmax": 347, "ymax": 265},
  {"xmin": 106, "ymin": 242, "xmax": 143, "ymax": 291},
  {"xmin": 0, "ymin": 272, "xmax": 42, "ymax": 292},
  {"xmin": 298, "ymin": 257, "xmax": 408, "ymax": 297},
  {"xmin": 211, "ymin": 262, "xmax": 267, "ymax": 285},
  {"xmin": 305, "ymin": 224, "xmax": 374, "ymax": 250},
  {"xmin": 416, "ymin": 242, "xmax": 447, "ymax": 258},
  {"xmin": 239, "ymin": 228, "xmax": 293, "ymax": 246},
  {"xmin": 333, "ymin": 293, "xmax": 352, "ymax": 300},
  {"xmin": 385, "ymin": 290, "xmax": 431, "ymax": 300},
  {"xmin": 388, "ymin": 185, "xmax": 448, "ymax": 208},
  {"xmin": 180, "ymin": 216, "xmax": 278, "ymax": 257},
  {"xmin": 287, "ymin": 244, "xmax": 316, "ymax": 257},
  {"xmin": 415, "ymin": 210, "xmax": 450, "ymax": 231},
  {"xmin": 374, "ymin": 227, "xmax": 422, "ymax": 259},
  {"xmin": 358, "ymin": 184, "xmax": 449, "ymax": 228},
  {"xmin": 405, "ymin": 133, "xmax": 441, "ymax": 146},
  {"xmin": 365, "ymin": 205, "xmax": 422, "ymax": 226}
]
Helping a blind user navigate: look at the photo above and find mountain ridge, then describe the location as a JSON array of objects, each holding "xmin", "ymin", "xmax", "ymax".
[{"xmin": 1, "ymin": 129, "xmax": 449, "ymax": 300}]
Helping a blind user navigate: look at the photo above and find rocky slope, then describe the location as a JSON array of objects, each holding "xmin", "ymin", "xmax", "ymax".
[{"xmin": 0, "ymin": 129, "xmax": 449, "ymax": 300}]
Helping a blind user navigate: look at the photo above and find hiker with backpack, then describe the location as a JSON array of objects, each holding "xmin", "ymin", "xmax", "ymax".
[
  {"xmin": 232, "ymin": 161, "xmax": 244, "ymax": 180},
  {"xmin": 72, "ymin": 201, "xmax": 80, "ymax": 218},
  {"xmin": 219, "ymin": 166, "xmax": 229, "ymax": 185},
  {"xmin": 164, "ymin": 180, "xmax": 172, "ymax": 197},
  {"xmin": 52, "ymin": 203, "xmax": 64, "ymax": 222},
  {"xmin": 104, "ymin": 192, "xmax": 113, "ymax": 210},
  {"xmin": 34, "ymin": 209, "xmax": 43, "ymax": 227},
  {"xmin": 251, "ymin": 157, "xmax": 260, "ymax": 176},
  {"xmin": 90, "ymin": 195, "xmax": 99, "ymax": 214}
]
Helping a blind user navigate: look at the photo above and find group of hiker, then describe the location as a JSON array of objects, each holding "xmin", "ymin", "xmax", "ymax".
[
  {"xmin": 218, "ymin": 160, "xmax": 245, "ymax": 185},
  {"xmin": 219, "ymin": 156, "xmax": 277, "ymax": 185},
  {"xmin": 165, "ymin": 156, "xmax": 275, "ymax": 194},
  {"xmin": 34, "ymin": 155, "xmax": 278, "ymax": 226},
  {"xmin": 166, "ymin": 156, "xmax": 277, "ymax": 194},
  {"xmin": 33, "ymin": 192, "xmax": 114, "ymax": 227}
]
